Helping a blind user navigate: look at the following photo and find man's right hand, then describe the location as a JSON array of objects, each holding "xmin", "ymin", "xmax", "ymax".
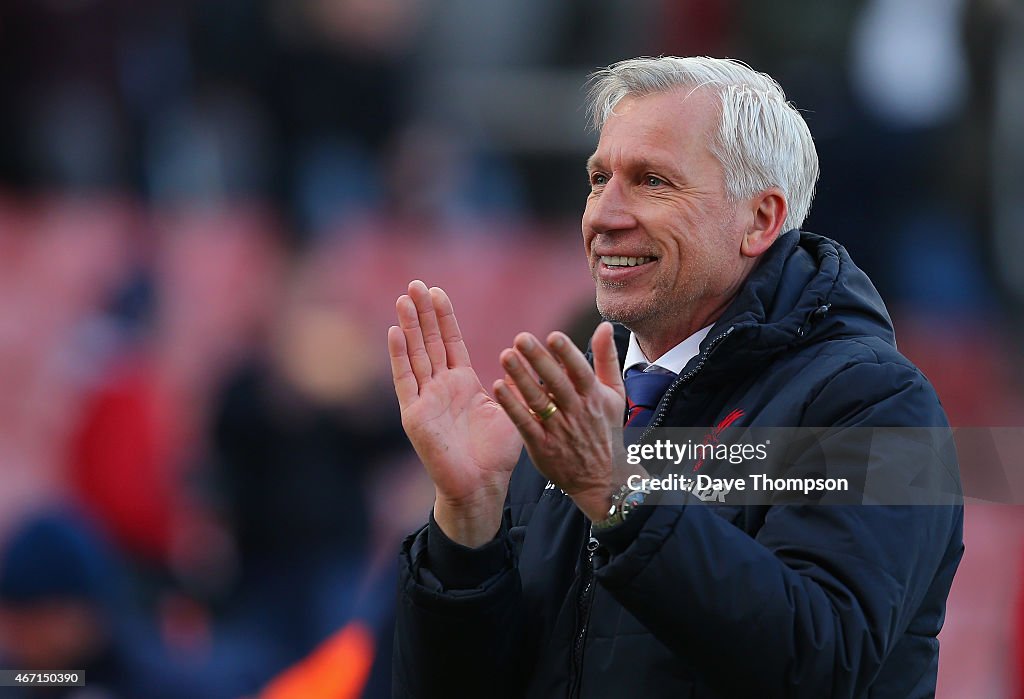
[{"xmin": 388, "ymin": 281, "xmax": 523, "ymax": 548}]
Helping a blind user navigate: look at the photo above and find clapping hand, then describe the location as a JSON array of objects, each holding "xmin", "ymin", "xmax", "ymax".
[
  {"xmin": 492, "ymin": 322, "xmax": 638, "ymax": 522},
  {"xmin": 388, "ymin": 281, "xmax": 523, "ymax": 547}
]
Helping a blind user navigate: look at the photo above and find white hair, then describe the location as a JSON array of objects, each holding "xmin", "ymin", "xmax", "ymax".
[{"xmin": 587, "ymin": 56, "xmax": 820, "ymax": 231}]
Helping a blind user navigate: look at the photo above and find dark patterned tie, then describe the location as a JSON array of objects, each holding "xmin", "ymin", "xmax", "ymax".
[{"xmin": 624, "ymin": 365, "xmax": 677, "ymax": 429}]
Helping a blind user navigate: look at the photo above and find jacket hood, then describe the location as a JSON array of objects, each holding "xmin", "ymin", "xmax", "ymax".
[{"xmin": 612, "ymin": 230, "xmax": 896, "ymax": 374}]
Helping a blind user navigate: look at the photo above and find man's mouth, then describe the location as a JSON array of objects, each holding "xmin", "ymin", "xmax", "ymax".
[{"xmin": 600, "ymin": 255, "xmax": 656, "ymax": 268}]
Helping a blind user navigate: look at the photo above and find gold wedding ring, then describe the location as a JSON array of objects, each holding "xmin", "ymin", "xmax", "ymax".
[{"xmin": 535, "ymin": 401, "xmax": 559, "ymax": 421}]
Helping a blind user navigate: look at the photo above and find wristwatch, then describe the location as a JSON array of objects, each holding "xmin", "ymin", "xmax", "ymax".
[{"xmin": 591, "ymin": 482, "xmax": 651, "ymax": 532}]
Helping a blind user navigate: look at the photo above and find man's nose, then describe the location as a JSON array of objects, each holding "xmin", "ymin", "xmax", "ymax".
[{"xmin": 583, "ymin": 178, "xmax": 636, "ymax": 234}]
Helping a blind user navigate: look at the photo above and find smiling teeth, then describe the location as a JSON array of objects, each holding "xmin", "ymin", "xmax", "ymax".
[{"xmin": 601, "ymin": 256, "xmax": 653, "ymax": 267}]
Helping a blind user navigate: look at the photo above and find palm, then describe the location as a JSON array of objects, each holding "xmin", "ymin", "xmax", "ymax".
[
  {"xmin": 389, "ymin": 284, "xmax": 523, "ymax": 507},
  {"xmin": 402, "ymin": 365, "xmax": 522, "ymax": 500}
]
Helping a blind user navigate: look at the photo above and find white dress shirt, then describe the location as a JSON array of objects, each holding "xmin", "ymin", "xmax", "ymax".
[{"xmin": 621, "ymin": 325, "xmax": 713, "ymax": 377}]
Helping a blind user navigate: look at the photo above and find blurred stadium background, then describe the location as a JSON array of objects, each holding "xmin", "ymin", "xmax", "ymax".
[{"xmin": 0, "ymin": 0, "xmax": 1021, "ymax": 697}]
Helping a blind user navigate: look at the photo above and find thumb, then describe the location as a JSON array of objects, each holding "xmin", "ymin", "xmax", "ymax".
[{"xmin": 592, "ymin": 322, "xmax": 624, "ymax": 397}]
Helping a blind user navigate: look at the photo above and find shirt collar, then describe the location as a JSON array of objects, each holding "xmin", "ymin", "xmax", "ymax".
[{"xmin": 622, "ymin": 325, "xmax": 713, "ymax": 377}]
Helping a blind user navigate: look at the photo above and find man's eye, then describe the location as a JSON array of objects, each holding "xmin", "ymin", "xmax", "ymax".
[
  {"xmin": 591, "ymin": 173, "xmax": 608, "ymax": 186},
  {"xmin": 645, "ymin": 175, "xmax": 664, "ymax": 187}
]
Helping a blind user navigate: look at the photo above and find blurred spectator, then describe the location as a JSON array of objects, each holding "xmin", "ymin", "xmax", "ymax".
[
  {"xmin": 208, "ymin": 254, "xmax": 411, "ymax": 672},
  {"xmin": 0, "ymin": 1, "xmax": 128, "ymax": 190},
  {"xmin": 0, "ymin": 196, "xmax": 137, "ymax": 537},
  {"xmin": 0, "ymin": 508, "xmax": 222, "ymax": 698},
  {"xmin": 969, "ymin": 1, "xmax": 1024, "ymax": 334},
  {"xmin": 68, "ymin": 206, "xmax": 286, "ymax": 576},
  {"xmin": 261, "ymin": 0, "xmax": 421, "ymax": 234}
]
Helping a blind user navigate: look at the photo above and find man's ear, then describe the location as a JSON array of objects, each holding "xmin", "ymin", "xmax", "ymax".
[{"xmin": 741, "ymin": 188, "xmax": 788, "ymax": 258}]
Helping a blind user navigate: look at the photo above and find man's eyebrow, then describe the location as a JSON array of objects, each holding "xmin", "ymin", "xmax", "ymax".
[
  {"xmin": 632, "ymin": 157, "xmax": 678, "ymax": 175},
  {"xmin": 585, "ymin": 154, "xmax": 680, "ymax": 177}
]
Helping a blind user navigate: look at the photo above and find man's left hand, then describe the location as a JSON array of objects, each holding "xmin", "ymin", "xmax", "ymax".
[{"xmin": 493, "ymin": 321, "xmax": 639, "ymax": 522}]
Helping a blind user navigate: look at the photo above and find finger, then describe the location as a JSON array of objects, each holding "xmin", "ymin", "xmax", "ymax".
[
  {"xmin": 430, "ymin": 287, "xmax": 472, "ymax": 368},
  {"xmin": 408, "ymin": 280, "xmax": 447, "ymax": 374},
  {"xmin": 591, "ymin": 322, "xmax": 625, "ymax": 397},
  {"xmin": 493, "ymin": 379, "xmax": 545, "ymax": 440},
  {"xmin": 396, "ymin": 294, "xmax": 433, "ymax": 384},
  {"xmin": 512, "ymin": 333, "xmax": 581, "ymax": 412},
  {"xmin": 503, "ymin": 373, "xmax": 528, "ymax": 405},
  {"xmin": 500, "ymin": 347, "xmax": 558, "ymax": 415},
  {"xmin": 388, "ymin": 325, "xmax": 419, "ymax": 409},
  {"xmin": 546, "ymin": 331, "xmax": 596, "ymax": 394}
]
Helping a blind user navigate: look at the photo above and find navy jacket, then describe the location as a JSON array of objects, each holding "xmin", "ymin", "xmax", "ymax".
[{"xmin": 394, "ymin": 231, "xmax": 964, "ymax": 698}]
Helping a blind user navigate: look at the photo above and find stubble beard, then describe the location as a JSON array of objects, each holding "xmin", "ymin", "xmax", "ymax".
[
  {"xmin": 595, "ymin": 280, "xmax": 658, "ymax": 329},
  {"xmin": 594, "ymin": 276, "xmax": 708, "ymax": 341}
]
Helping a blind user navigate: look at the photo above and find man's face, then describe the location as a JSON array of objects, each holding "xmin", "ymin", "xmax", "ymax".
[{"xmin": 582, "ymin": 88, "xmax": 751, "ymax": 345}]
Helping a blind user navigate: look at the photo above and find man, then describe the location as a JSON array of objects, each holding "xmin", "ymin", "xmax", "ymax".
[{"xmin": 387, "ymin": 57, "xmax": 963, "ymax": 698}]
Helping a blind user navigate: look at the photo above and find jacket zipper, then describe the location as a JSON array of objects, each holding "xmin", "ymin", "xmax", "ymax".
[
  {"xmin": 567, "ymin": 325, "xmax": 735, "ymax": 698},
  {"xmin": 638, "ymin": 325, "xmax": 736, "ymax": 441},
  {"xmin": 568, "ymin": 534, "xmax": 601, "ymax": 698}
]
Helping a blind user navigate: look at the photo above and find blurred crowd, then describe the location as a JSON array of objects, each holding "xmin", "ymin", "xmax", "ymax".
[{"xmin": 0, "ymin": 0, "xmax": 1022, "ymax": 697}]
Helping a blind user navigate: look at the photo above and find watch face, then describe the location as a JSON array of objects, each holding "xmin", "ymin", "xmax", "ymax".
[{"xmin": 620, "ymin": 490, "xmax": 648, "ymax": 515}]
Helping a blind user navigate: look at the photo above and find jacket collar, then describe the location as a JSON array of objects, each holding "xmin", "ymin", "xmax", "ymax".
[{"xmin": 610, "ymin": 230, "xmax": 896, "ymax": 380}]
